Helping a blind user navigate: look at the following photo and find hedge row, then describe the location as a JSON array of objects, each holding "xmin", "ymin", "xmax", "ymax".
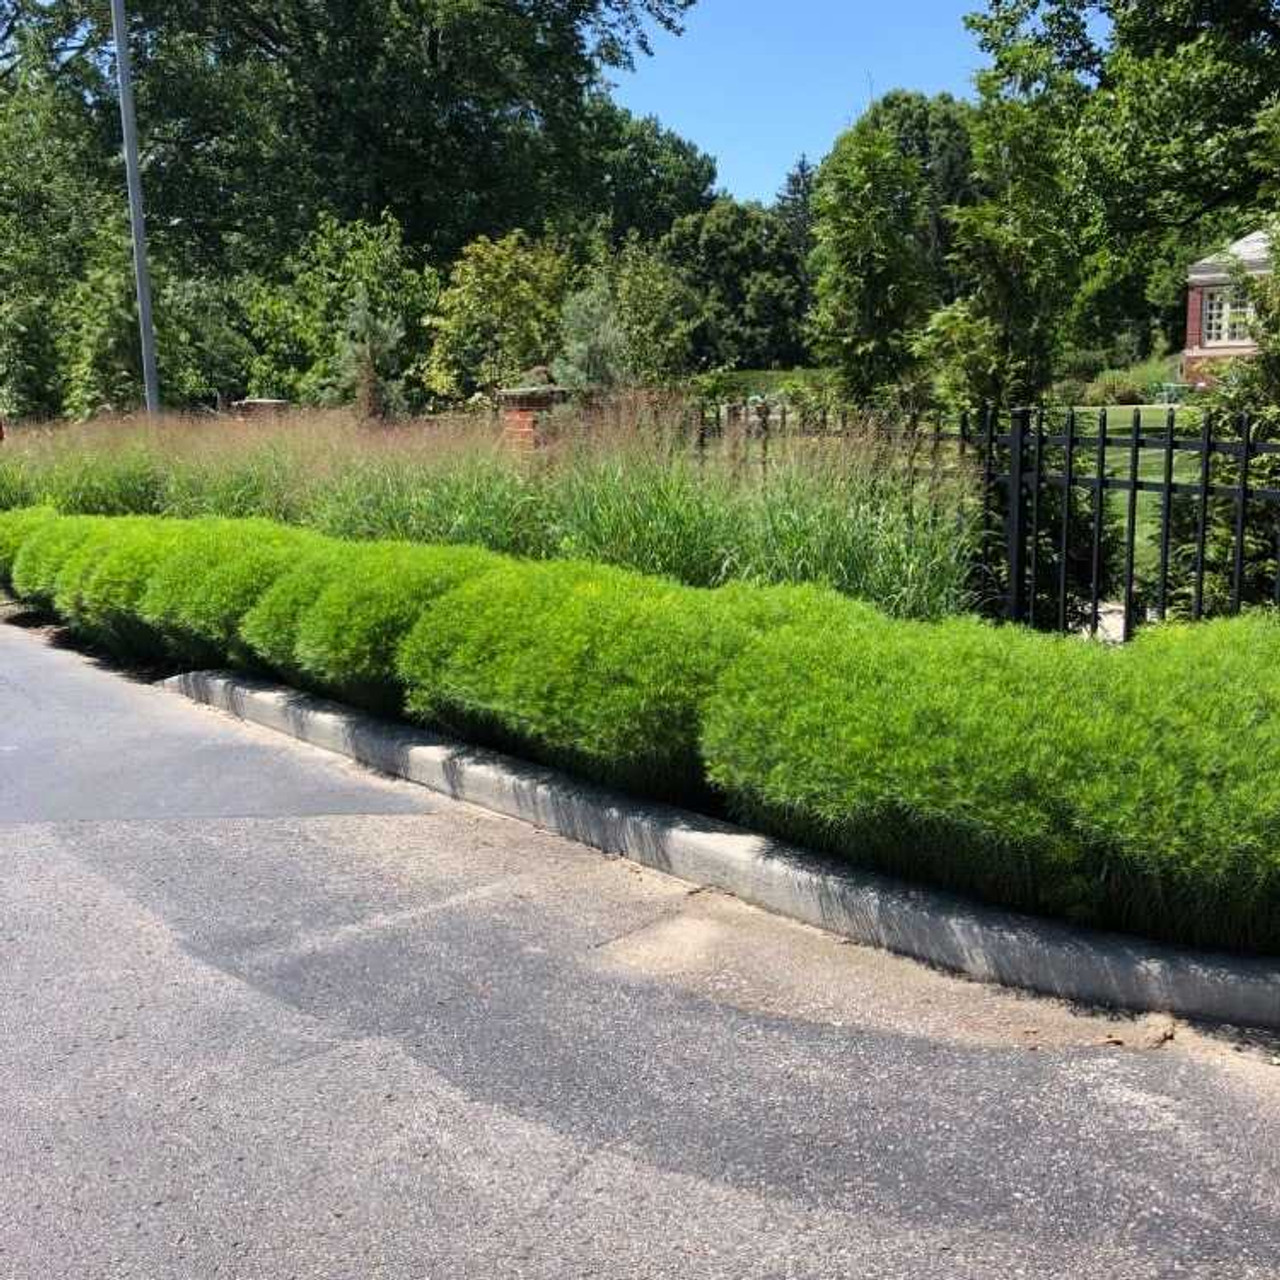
[{"xmin": 3, "ymin": 507, "xmax": 1279, "ymax": 955}]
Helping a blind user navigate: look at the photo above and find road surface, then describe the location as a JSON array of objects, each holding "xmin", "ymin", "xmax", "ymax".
[{"xmin": 2, "ymin": 617, "xmax": 1278, "ymax": 1278}]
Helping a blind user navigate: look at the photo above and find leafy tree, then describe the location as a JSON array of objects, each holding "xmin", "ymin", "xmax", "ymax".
[
  {"xmin": 553, "ymin": 276, "xmax": 632, "ymax": 390},
  {"xmin": 333, "ymin": 286, "xmax": 408, "ymax": 419},
  {"xmin": 939, "ymin": 36, "xmax": 1085, "ymax": 402},
  {"xmin": 859, "ymin": 90, "xmax": 978, "ymax": 302},
  {"xmin": 155, "ymin": 276, "xmax": 254, "ymax": 408},
  {"xmin": 910, "ymin": 299, "xmax": 1012, "ymax": 414},
  {"xmin": 968, "ymin": 0, "xmax": 1280, "ymax": 360},
  {"xmin": 661, "ymin": 198, "xmax": 807, "ymax": 370},
  {"xmin": 775, "ymin": 155, "xmax": 818, "ymax": 264},
  {"xmin": 57, "ymin": 220, "xmax": 141, "ymax": 420},
  {"xmin": 4, "ymin": 0, "xmax": 704, "ymax": 269},
  {"xmin": 774, "ymin": 155, "xmax": 818, "ymax": 321},
  {"xmin": 247, "ymin": 213, "xmax": 438, "ymax": 406},
  {"xmin": 809, "ymin": 124, "xmax": 932, "ymax": 399},
  {"xmin": 612, "ymin": 238, "xmax": 700, "ymax": 383},
  {"xmin": 427, "ymin": 232, "xmax": 572, "ymax": 398},
  {"xmin": 579, "ymin": 97, "xmax": 717, "ymax": 242},
  {"xmin": 0, "ymin": 33, "xmax": 113, "ymax": 418}
]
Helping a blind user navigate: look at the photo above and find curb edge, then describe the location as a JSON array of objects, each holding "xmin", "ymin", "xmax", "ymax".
[{"xmin": 163, "ymin": 670, "xmax": 1280, "ymax": 1031}]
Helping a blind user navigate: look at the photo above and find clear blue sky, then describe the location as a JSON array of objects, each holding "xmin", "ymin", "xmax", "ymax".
[{"xmin": 612, "ymin": 0, "xmax": 984, "ymax": 203}]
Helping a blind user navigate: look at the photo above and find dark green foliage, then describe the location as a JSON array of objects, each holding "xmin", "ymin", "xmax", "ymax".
[
  {"xmin": 0, "ymin": 506, "xmax": 57, "ymax": 588},
  {"xmin": 810, "ymin": 123, "xmax": 933, "ymax": 398},
  {"xmin": 703, "ymin": 609, "xmax": 1280, "ymax": 953},
  {"xmin": 293, "ymin": 542, "xmax": 503, "ymax": 713},
  {"xmin": 660, "ymin": 198, "xmax": 808, "ymax": 371},
  {"xmin": 138, "ymin": 520, "xmax": 321, "ymax": 665}
]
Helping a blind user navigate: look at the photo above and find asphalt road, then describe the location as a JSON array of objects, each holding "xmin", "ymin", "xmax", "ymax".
[{"xmin": 2, "ymin": 618, "xmax": 1279, "ymax": 1279}]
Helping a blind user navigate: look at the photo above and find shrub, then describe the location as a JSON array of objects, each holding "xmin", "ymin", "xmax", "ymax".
[
  {"xmin": 52, "ymin": 517, "xmax": 148, "ymax": 625},
  {"xmin": 139, "ymin": 519, "xmax": 321, "ymax": 665},
  {"xmin": 239, "ymin": 540, "xmax": 349, "ymax": 681},
  {"xmin": 8, "ymin": 509, "xmax": 1280, "ymax": 954},
  {"xmin": 0, "ymin": 506, "xmax": 57, "ymax": 588},
  {"xmin": 1082, "ymin": 372, "xmax": 1145, "ymax": 406},
  {"xmin": 702, "ymin": 610, "xmax": 1280, "ymax": 953},
  {"xmin": 11, "ymin": 515, "xmax": 108, "ymax": 608},
  {"xmin": 55, "ymin": 518, "xmax": 186, "ymax": 660},
  {"xmin": 293, "ymin": 541, "xmax": 502, "ymax": 712},
  {"xmin": 399, "ymin": 560, "xmax": 873, "ymax": 796}
]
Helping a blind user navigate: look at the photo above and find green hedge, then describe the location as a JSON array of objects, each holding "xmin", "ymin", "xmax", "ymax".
[
  {"xmin": 54, "ymin": 518, "xmax": 187, "ymax": 660},
  {"xmin": 11, "ymin": 515, "xmax": 109, "ymax": 608},
  {"xmin": 138, "ymin": 519, "xmax": 323, "ymax": 665},
  {"xmin": 3, "ymin": 506, "xmax": 1279, "ymax": 954},
  {"xmin": 240, "ymin": 541, "xmax": 350, "ymax": 683},
  {"xmin": 399, "ymin": 564, "xmax": 872, "ymax": 795},
  {"xmin": 702, "ymin": 611, "xmax": 1280, "ymax": 952},
  {"xmin": 0, "ymin": 506, "xmax": 56, "ymax": 588},
  {"xmin": 295, "ymin": 542, "xmax": 502, "ymax": 713}
]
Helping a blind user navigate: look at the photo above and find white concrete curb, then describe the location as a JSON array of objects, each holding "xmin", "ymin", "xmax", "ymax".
[{"xmin": 164, "ymin": 670, "xmax": 1280, "ymax": 1031}]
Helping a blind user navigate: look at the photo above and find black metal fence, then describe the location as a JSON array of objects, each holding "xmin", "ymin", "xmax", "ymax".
[
  {"xmin": 693, "ymin": 401, "xmax": 1280, "ymax": 639},
  {"xmin": 962, "ymin": 406, "xmax": 1280, "ymax": 639}
]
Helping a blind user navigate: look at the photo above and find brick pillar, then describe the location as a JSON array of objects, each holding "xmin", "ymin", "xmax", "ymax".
[
  {"xmin": 1186, "ymin": 286, "xmax": 1204, "ymax": 349},
  {"xmin": 498, "ymin": 386, "xmax": 567, "ymax": 449}
]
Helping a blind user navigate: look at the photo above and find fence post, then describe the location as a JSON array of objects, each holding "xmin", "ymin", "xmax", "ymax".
[
  {"xmin": 1006, "ymin": 408, "xmax": 1030, "ymax": 623},
  {"xmin": 1231, "ymin": 412, "xmax": 1253, "ymax": 614}
]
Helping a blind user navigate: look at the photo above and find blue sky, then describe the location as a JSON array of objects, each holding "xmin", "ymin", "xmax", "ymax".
[{"xmin": 612, "ymin": 0, "xmax": 985, "ymax": 203}]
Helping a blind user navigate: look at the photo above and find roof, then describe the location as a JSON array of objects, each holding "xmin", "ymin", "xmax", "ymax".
[{"xmin": 1189, "ymin": 231, "xmax": 1272, "ymax": 285}]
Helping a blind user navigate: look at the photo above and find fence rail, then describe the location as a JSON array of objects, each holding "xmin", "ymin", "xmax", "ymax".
[{"xmin": 692, "ymin": 401, "xmax": 1280, "ymax": 639}]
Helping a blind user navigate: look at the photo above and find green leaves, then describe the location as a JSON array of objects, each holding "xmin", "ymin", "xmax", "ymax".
[
  {"xmin": 426, "ymin": 232, "xmax": 572, "ymax": 398},
  {"xmin": 10, "ymin": 505, "xmax": 1280, "ymax": 952},
  {"xmin": 810, "ymin": 123, "xmax": 933, "ymax": 399}
]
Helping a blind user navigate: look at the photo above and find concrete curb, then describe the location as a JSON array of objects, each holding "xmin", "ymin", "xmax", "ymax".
[{"xmin": 164, "ymin": 670, "xmax": 1280, "ymax": 1031}]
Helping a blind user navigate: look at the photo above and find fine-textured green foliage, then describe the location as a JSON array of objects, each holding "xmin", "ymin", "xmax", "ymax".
[
  {"xmin": 58, "ymin": 519, "xmax": 188, "ymax": 660},
  {"xmin": 8, "ymin": 509, "xmax": 1280, "ymax": 953},
  {"xmin": 0, "ymin": 415, "xmax": 980, "ymax": 621},
  {"xmin": 702, "ymin": 609, "xmax": 1280, "ymax": 953},
  {"xmin": 10, "ymin": 515, "xmax": 107, "ymax": 608},
  {"xmin": 0, "ymin": 506, "xmax": 57, "ymax": 587},
  {"xmin": 238, "ymin": 541, "xmax": 350, "ymax": 682},
  {"xmin": 399, "ymin": 560, "xmax": 871, "ymax": 795},
  {"xmin": 292, "ymin": 542, "xmax": 502, "ymax": 711},
  {"xmin": 426, "ymin": 233, "xmax": 573, "ymax": 398},
  {"xmin": 138, "ymin": 519, "xmax": 320, "ymax": 664}
]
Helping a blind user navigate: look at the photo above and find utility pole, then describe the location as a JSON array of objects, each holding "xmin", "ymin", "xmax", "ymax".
[{"xmin": 109, "ymin": 0, "xmax": 160, "ymax": 414}]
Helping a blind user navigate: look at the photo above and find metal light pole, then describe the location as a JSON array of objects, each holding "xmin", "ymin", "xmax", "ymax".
[{"xmin": 109, "ymin": 0, "xmax": 160, "ymax": 414}]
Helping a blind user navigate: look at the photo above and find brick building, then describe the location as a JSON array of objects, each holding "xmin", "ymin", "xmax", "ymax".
[{"xmin": 1182, "ymin": 230, "xmax": 1270, "ymax": 385}]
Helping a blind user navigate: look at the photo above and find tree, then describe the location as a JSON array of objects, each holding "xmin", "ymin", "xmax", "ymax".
[
  {"xmin": 553, "ymin": 276, "xmax": 631, "ymax": 390},
  {"xmin": 809, "ymin": 124, "xmax": 932, "ymax": 399},
  {"xmin": 858, "ymin": 90, "xmax": 978, "ymax": 302},
  {"xmin": 775, "ymin": 155, "xmax": 818, "ymax": 266},
  {"xmin": 579, "ymin": 98, "xmax": 716, "ymax": 242},
  {"xmin": 247, "ymin": 213, "xmax": 438, "ymax": 406},
  {"xmin": 967, "ymin": 0, "xmax": 1280, "ymax": 360},
  {"xmin": 945, "ymin": 73, "xmax": 1081, "ymax": 403},
  {"xmin": 661, "ymin": 198, "xmax": 807, "ymax": 370},
  {"xmin": 3, "ymin": 0, "xmax": 705, "ymax": 269},
  {"xmin": 774, "ymin": 155, "xmax": 818, "ymax": 321},
  {"xmin": 0, "ymin": 32, "xmax": 114, "ymax": 418},
  {"xmin": 427, "ymin": 232, "xmax": 572, "ymax": 398}
]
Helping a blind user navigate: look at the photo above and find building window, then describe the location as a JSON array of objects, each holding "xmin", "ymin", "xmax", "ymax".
[{"xmin": 1203, "ymin": 287, "xmax": 1255, "ymax": 346}]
